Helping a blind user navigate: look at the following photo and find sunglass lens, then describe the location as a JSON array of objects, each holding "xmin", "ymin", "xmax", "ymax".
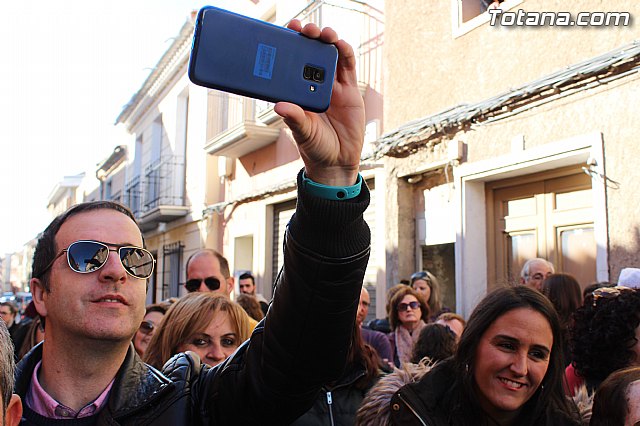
[
  {"xmin": 204, "ymin": 277, "xmax": 221, "ymax": 291},
  {"xmin": 120, "ymin": 248, "xmax": 154, "ymax": 279},
  {"xmin": 68, "ymin": 241, "xmax": 109, "ymax": 273},
  {"xmin": 185, "ymin": 279, "xmax": 200, "ymax": 292},
  {"xmin": 140, "ymin": 321, "xmax": 154, "ymax": 334}
]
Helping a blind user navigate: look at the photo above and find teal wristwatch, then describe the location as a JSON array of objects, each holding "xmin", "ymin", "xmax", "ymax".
[{"xmin": 302, "ymin": 172, "xmax": 362, "ymax": 200}]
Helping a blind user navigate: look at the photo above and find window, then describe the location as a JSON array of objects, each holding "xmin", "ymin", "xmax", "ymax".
[
  {"xmin": 452, "ymin": 0, "xmax": 522, "ymax": 37},
  {"xmin": 162, "ymin": 242, "xmax": 184, "ymax": 299}
]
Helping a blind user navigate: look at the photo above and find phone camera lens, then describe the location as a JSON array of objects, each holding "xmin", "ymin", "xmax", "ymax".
[
  {"xmin": 313, "ymin": 69, "xmax": 324, "ymax": 82},
  {"xmin": 303, "ymin": 66, "xmax": 313, "ymax": 80}
]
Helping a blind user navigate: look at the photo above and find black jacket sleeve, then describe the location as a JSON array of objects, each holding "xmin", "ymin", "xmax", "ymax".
[{"xmin": 193, "ymin": 169, "xmax": 371, "ymax": 425}]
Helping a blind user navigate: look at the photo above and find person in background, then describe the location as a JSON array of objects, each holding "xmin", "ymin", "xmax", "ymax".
[
  {"xmin": 366, "ymin": 283, "xmax": 407, "ymax": 334},
  {"xmin": 290, "ymin": 322, "xmax": 381, "ymax": 426},
  {"xmin": 144, "ymin": 292, "xmax": 252, "ymax": 369},
  {"xmin": 617, "ymin": 267, "xmax": 640, "ymax": 288},
  {"xmin": 540, "ymin": 273, "xmax": 582, "ymax": 367},
  {"xmin": 0, "ymin": 320, "xmax": 22, "ymax": 426},
  {"xmin": 410, "ymin": 323, "xmax": 457, "ymax": 364},
  {"xmin": 568, "ymin": 286, "xmax": 640, "ymax": 395},
  {"xmin": 411, "ymin": 286, "xmax": 578, "ymax": 424},
  {"xmin": 0, "ymin": 302, "xmax": 17, "ymax": 329},
  {"xmin": 357, "ymin": 286, "xmax": 392, "ymax": 369},
  {"xmin": 590, "ymin": 366, "xmax": 640, "ymax": 426},
  {"xmin": 358, "ymin": 286, "xmax": 582, "ymax": 425},
  {"xmin": 17, "ymin": 315, "xmax": 45, "ymax": 360},
  {"xmin": 184, "ymin": 249, "xmax": 234, "ymax": 296},
  {"xmin": 519, "ymin": 258, "xmax": 555, "ymax": 291},
  {"xmin": 0, "ymin": 302, "xmax": 28, "ymax": 359},
  {"xmin": 235, "ymin": 294, "xmax": 265, "ymax": 322},
  {"xmin": 410, "ymin": 270, "xmax": 450, "ymax": 320},
  {"xmin": 387, "ymin": 286, "xmax": 430, "ymax": 367},
  {"xmin": 132, "ymin": 302, "xmax": 170, "ymax": 358},
  {"xmin": 581, "ymin": 281, "xmax": 612, "ymax": 299},
  {"xmin": 435, "ymin": 312, "xmax": 466, "ymax": 342},
  {"xmin": 185, "ymin": 251, "xmax": 259, "ymax": 331},
  {"xmin": 238, "ymin": 272, "xmax": 269, "ymax": 315}
]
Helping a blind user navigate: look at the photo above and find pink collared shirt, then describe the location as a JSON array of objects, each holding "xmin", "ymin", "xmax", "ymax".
[{"xmin": 26, "ymin": 361, "xmax": 114, "ymax": 419}]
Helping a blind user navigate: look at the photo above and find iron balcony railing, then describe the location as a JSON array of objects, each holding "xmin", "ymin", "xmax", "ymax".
[{"xmin": 124, "ymin": 155, "xmax": 186, "ymax": 217}]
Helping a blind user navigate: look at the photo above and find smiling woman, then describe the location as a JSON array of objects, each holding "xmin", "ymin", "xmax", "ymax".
[{"xmin": 358, "ymin": 286, "xmax": 582, "ymax": 425}]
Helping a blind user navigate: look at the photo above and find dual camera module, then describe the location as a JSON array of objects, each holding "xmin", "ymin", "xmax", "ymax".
[{"xmin": 303, "ymin": 65, "xmax": 324, "ymax": 83}]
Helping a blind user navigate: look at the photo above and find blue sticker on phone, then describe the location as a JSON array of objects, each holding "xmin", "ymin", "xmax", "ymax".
[{"xmin": 254, "ymin": 43, "xmax": 276, "ymax": 79}]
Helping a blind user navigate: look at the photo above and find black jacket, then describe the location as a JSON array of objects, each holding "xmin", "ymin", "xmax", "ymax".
[
  {"xmin": 15, "ymin": 171, "xmax": 371, "ymax": 425},
  {"xmin": 389, "ymin": 360, "xmax": 581, "ymax": 426},
  {"xmin": 289, "ymin": 362, "xmax": 379, "ymax": 426}
]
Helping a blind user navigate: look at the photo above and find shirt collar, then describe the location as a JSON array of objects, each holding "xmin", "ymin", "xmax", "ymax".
[{"xmin": 25, "ymin": 360, "xmax": 114, "ymax": 419}]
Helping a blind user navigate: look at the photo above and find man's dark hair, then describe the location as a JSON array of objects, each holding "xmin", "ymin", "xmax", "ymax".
[
  {"xmin": 0, "ymin": 301, "xmax": 17, "ymax": 316},
  {"xmin": 0, "ymin": 320, "xmax": 15, "ymax": 413},
  {"xmin": 238, "ymin": 272, "xmax": 255, "ymax": 284},
  {"xmin": 31, "ymin": 201, "xmax": 139, "ymax": 291}
]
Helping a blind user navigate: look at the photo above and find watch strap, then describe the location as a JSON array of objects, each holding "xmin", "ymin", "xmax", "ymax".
[{"xmin": 302, "ymin": 172, "xmax": 362, "ymax": 200}]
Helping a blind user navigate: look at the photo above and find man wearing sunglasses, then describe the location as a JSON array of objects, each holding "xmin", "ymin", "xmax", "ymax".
[
  {"xmin": 184, "ymin": 249, "xmax": 234, "ymax": 296},
  {"xmin": 14, "ymin": 21, "xmax": 369, "ymax": 425}
]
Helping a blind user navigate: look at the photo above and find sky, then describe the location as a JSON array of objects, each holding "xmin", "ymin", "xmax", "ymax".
[{"xmin": 0, "ymin": 1, "xmax": 246, "ymax": 254}]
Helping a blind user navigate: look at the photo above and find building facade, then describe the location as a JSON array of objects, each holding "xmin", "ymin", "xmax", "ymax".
[{"xmin": 377, "ymin": 0, "xmax": 640, "ymax": 316}]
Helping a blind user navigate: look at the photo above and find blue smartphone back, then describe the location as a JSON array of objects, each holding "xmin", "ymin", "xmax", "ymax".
[{"xmin": 188, "ymin": 6, "xmax": 338, "ymax": 113}]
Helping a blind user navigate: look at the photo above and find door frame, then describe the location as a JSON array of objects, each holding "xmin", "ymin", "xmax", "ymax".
[{"xmin": 453, "ymin": 132, "xmax": 607, "ymax": 317}]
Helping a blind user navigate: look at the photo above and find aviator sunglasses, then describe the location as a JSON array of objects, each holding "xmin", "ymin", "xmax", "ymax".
[
  {"xmin": 184, "ymin": 277, "xmax": 221, "ymax": 293},
  {"xmin": 38, "ymin": 240, "xmax": 155, "ymax": 280}
]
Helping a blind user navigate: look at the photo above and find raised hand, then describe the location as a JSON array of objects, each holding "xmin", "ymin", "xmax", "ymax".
[{"xmin": 274, "ymin": 20, "xmax": 365, "ymax": 187}]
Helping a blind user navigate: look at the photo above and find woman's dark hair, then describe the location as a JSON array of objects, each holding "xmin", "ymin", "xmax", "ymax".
[
  {"xmin": 449, "ymin": 286, "xmax": 577, "ymax": 425},
  {"xmin": 590, "ymin": 366, "xmax": 640, "ymax": 426},
  {"xmin": 581, "ymin": 281, "xmax": 612, "ymax": 299},
  {"xmin": 388, "ymin": 286, "xmax": 430, "ymax": 330},
  {"xmin": 541, "ymin": 273, "xmax": 582, "ymax": 328},
  {"xmin": 18, "ymin": 315, "xmax": 45, "ymax": 360},
  {"xmin": 31, "ymin": 201, "xmax": 139, "ymax": 291},
  {"xmin": 410, "ymin": 323, "xmax": 457, "ymax": 364},
  {"xmin": 570, "ymin": 288, "xmax": 640, "ymax": 386},
  {"xmin": 348, "ymin": 322, "xmax": 380, "ymax": 389}
]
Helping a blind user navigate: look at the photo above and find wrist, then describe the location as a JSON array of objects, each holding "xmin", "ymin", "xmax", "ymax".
[
  {"xmin": 302, "ymin": 166, "xmax": 360, "ymax": 187},
  {"xmin": 302, "ymin": 171, "xmax": 362, "ymax": 200}
]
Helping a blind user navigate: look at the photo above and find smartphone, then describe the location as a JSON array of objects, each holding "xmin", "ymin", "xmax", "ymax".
[{"xmin": 188, "ymin": 6, "xmax": 338, "ymax": 113}]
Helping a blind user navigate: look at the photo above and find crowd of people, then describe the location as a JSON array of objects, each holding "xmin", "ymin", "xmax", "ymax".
[{"xmin": 0, "ymin": 21, "xmax": 638, "ymax": 426}]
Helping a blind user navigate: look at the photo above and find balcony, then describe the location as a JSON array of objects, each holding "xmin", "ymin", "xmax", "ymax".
[
  {"xmin": 204, "ymin": 93, "xmax": 281, "ymax": 158},
  {"xmin": 124, "ymin": 155, "xmax": 189, "ymax": 231}
]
